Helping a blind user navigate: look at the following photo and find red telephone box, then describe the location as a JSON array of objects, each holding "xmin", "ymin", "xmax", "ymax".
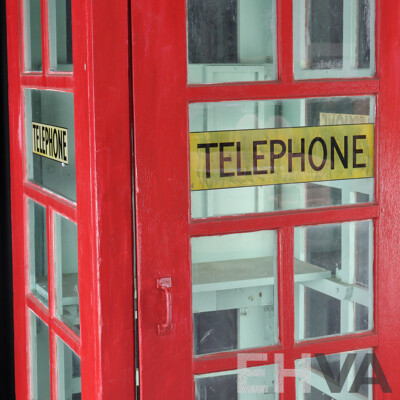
[{"xmin": 6, "ymin": 0, "xmax": 400, "ymax": 399}]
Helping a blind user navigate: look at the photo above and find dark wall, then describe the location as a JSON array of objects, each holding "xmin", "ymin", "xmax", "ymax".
[{"xmin": 0, "ymin": 1, "xmax": 15, "ymax": 399}]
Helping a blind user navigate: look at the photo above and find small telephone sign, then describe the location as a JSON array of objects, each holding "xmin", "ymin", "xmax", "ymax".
[{"xmin": 32, "ymin": 122, "xmax": 69, "ymax": 164}]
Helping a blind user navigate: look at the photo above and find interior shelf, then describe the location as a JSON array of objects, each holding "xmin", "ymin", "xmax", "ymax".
[{"xmin": 193, "ymin": 256, "xmax": 331, "ymax": 293}]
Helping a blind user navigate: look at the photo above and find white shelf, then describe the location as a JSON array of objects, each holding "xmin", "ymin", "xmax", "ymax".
[
  {"xmin": 35, "ymin": 272, "xmax": 78, "ymax": 305},
  {"xmin": 193, "ymin": 256, "xmax": 331, "ymax": 293}
]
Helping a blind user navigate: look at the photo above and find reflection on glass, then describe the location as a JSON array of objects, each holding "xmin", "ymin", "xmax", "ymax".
[
  {"xmin": 293, "ymin": 0, "xmax": 375, "ymax": 79},
  {"xmin": 29, "ymin": 200, "xmax": 48, "ymax": 305},
  {"xmin": 296, "ymin": 350, "xmax": 373, "ymax": 399},
  {"xmin": 23, "ymin": 0, "xmax": 42, "ymax": 71},
  {"xmin": 190, "ymin": 96, "xmax": 375, "ymax": 218},
  {"xmin": 48, "ymin": 0, "xmax": 73, "ymax": 71},
  {"xmin": 25, "ymin": 89, "xmax": 76, "ymax": 201},
  {"xmin": 55, "ymin": 214, "xmax": 79, "ymax": 334},
  {"xmin": 187, "ymin": 0, "xmax": 276, "ymax": 83},
  {"xmin": 30, "ymin": 312, "xmax": 50, "ymax": 400},
  {"xmin": 195, "ymin": 364, "xmax": 277, "ymax": 400},
  {"xmin": 294, "ymin": 221, "xmax": 373, "ymax": 341},
  {"xmin": 192, "ymin": 231, "xmax": 277, "ymax": 356},
  {"xmin": 57, "ymin": 338, "xmax": 81, "ymax": 400}
]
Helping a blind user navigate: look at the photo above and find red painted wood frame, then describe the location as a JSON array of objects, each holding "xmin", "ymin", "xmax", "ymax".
[
  {"xmin": 132, "ymin": 0, "xmax": 400, "ymax": 399},
  {"xmin": 6, "ymin": 0, "xmax": 134, "ymax": 399}
]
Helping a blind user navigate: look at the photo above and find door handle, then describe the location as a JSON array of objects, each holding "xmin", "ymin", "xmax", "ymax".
[{"xmin": 157, "ymin": 277, "xmax": 172, "ymax": 335}]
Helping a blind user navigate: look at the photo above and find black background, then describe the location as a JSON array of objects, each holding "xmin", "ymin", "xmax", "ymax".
[{"xmin": 0, "ymin": 0, "xmax": 16, "ymax": 398}]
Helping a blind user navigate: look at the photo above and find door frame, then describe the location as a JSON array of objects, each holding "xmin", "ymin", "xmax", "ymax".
[
  {"xmin": 131, "ymin": 0, "xmax": 400, "ymax": 399},
  {"xmin": 6, "ymin": 0, "xmax": 135, "ymax": 399}
]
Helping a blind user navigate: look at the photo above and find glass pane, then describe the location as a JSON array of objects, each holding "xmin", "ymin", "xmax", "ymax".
[
  {"xmin": 294, "ymin": 221, "xmax": 373, "ymax": 341},
  {"xmin": 190, "ymin": 96, "xmax": 375, "ymax": 218},
  {"xmin": 30, "ymin": 312, "xmax": 51, "ymax": 400},
  {"xmin": 187, "ymin": 0, "xmax": 277, "ymax": 83},
  {"xmin": 296, "ymin": 349, "xmax": 373, "ymax": 399},
  {"xmin": 55, "ymin": 214, "xmax": 79, "ymax": 334},
  {"xmin": 25, "ymin": 89, "xmax": 76, "ymax": 201},
  {"xmin": 23, "ymin": 0, "xmax": 43, "ymax": 71},
  {"xmin": 192, "ymin": 231, "xmax": 277, "ymax": 356},
  {"xmin": 48, "ymin": 0, "xmax": 73, "ymax": 71},
  {"xmin": 195, "ymin": 364, "xmax": 277, "ymax": 400},
  {"xmin": 28, "ymin": 199, "xmax": 48, "ymax": 305},
  {"xmin": 293, "ymin": 0, "xmax": 375, "ymax": 79},
  {"xmin": 57, "ymin": 338, "xmax": 82, "ymax": 400}
]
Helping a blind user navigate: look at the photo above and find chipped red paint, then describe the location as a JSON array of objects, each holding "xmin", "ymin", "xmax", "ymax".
[
  {"xmin": 6, "ymin": 0, "xmax": 400, "ymax": 399},
  {"xmin": 7, "ymin": 0, "xmax": 134, "ymax": 399},
  {"xmin": 132, "ymin": 0, "xmax": 400, "ymax": 399}
]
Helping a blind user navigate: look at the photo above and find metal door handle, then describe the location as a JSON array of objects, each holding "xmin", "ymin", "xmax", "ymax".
[{"xmin": 157, "ymin": 277, "xmax": 172, "ymax": 335}]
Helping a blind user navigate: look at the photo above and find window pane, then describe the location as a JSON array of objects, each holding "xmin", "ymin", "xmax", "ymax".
[
  {"xmin": 28, "ymin": 199, "xmax": 48, "ymax": 305},
  {"xmin": 187, "ymin": 0, "xmax": 277, "ymax": 83},
  {"xmin": 48, "ymin": 0, "xmax": 73, "ymax": 71},
  {"xmin": 190, "ymin": 96, "xmax": 375, "ymax": 218},
  {"xmin": 55, "ymin": 214, "xmax": 80, "ymax": 334},
  {"xmin": 294, "ymin": 221, "xmax": 373, "ymax": 341},
  {"xmin": 30, "ymin": 312, "xmax": 50, "ymax": 400},
  {"xmin": 23, "ymin": 0, "xmax": 42, "ymax": 71},
  {"xmin": 25, "ymin": 89, "xmax": 76, "ymax": 201},
  {"xmin": 57, "ymin": 338, "xmax": 82, "ymax": 400},
  {"xmin": 192, "ymin": 231, "xmax": 277, "ymax": 356},
  {"xmin": 195, "ymin": 364, "xmax": 277, "ymax": 400},
  {"xmin": 294, "ymin": 0, "xmax": 375, "ymax": 79},
  {"xmin": 296, "ymin": 350, "xmax": 373, "ymax": 399}
]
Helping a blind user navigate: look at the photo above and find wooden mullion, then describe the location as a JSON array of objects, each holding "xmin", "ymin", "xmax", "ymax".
[
  {"xmin": 293, "ymin": 332, "xmax": 379, "ymax": 359},
  {"xmin": 193, "ymin": 345, "xmax": 282, "ymax": 375},
  {"xmin": 49, "ymin": 328, "xmax": 57, "ymax": 400},
  {"xmin": 19, "ymin": 0, "xmax": 27, "ymax": 73},
  {"xmin": 41, "ymin": 0, "xmax": 50, "ymax": 74},
  {"xmin": 20, "ymin": 75, "xmax": 74, "ymax": 90},
  {"xmin": 46, "ymin": 205, "xmax": 58, "ymax": 400},
  {"xmin": 47, "ymin": 207, "xmax": 55, "ymax": 318},
  {"xmin": 187, "ymin": 79, "xmax": 379, "ymax": 103},
  {"xmin": 50, "ymin": 318, "xmax": 81, "ymax": 356},
  {"xmin": 277, "ymin": 0, "xmax": 293, "ymax": 83},
  {"xmin": 190, "ymin": 204, "xmax": 379, "ymax": 237},
  {"xmin": 26, "ymin": 294, "xmax": 51, "ymax": 324},
  {"xmin": 279, "ymin": 227, "xmax": 295, "ymax": 349},
  {"xmin": 24, "ymin": 183, "xmax": 77, "ymax": 223},
  {"xmin": 278, "ymin": 226, "xmax": 296, "ymax": 400}
]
